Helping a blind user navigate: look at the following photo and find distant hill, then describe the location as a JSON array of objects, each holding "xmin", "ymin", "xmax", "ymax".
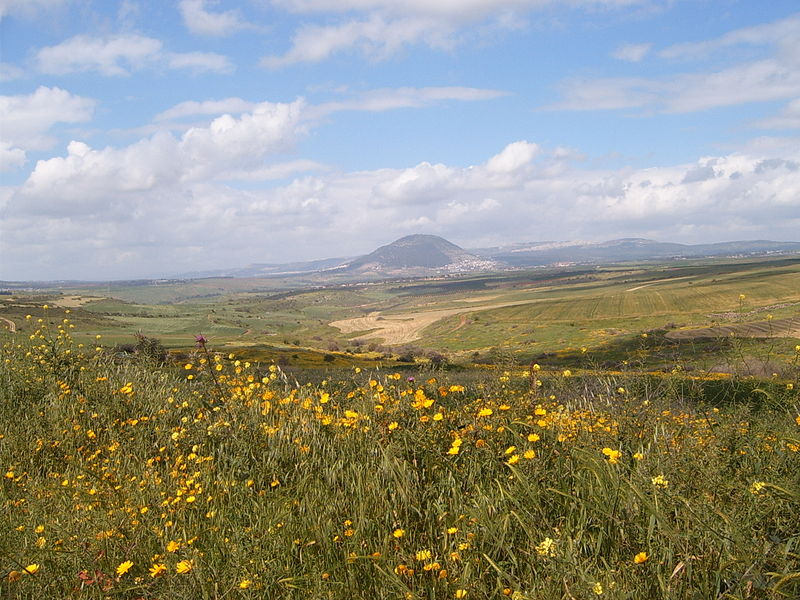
[
  {"xmin": 473, "ymin": 238, "xmax": 800, "ymax": 266},
  {"xmin": 344, "ymin": 234, "xmax": 501, "ymax": 276}
]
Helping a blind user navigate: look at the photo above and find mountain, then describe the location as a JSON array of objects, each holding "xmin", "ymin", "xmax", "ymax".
[
  {"xmin": 473, "ymin": 238, "xmax": 800, "ymax": 266},
  {"xmin": 167, "ymin": 236, "xmax": 800, "ymax": 283},
  {"xmin": 344, "ymin": 234, "xmax": 500, "ymax": 276}
]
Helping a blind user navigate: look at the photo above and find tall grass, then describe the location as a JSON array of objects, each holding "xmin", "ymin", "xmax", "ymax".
[{"xmin": 1, "ymin": 310, "xmax": 799, "ymax": 599}]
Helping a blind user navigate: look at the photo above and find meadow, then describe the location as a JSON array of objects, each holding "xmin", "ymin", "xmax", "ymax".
[{"xmin": 1, "ymin": 302, "xmax": 799, "ymax": 599}]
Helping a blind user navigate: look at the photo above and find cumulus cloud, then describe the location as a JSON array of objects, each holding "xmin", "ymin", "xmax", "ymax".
[
  {"xmin": 15, "ymin": 99, "xmax": 305, "ymax": 208},
  {"xmin": 3, "ymin": 135, "xmax": 800, "ymax": 279},
  {"xmin": 0, "ymin": 86, "xmax": 96, "ymax": 169},
  {"xmin": 179, "ymin": 0, "xmax": 252, "ymax": 36},
  {"xmin": 35, "ymin": 34, "xmax": 232, "ymax": 76},
  {"xmin": 0, "ymin": 142, "xmax": 26, "ymax": 171}
]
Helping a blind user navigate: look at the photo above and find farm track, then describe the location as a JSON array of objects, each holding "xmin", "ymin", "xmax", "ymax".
[{"xmin": 0, "ymin": 317, "xmax": 16, "ymax": 333}]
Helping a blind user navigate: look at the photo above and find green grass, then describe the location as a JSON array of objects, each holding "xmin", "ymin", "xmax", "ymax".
[{"xmin": 1, "ymin": 310, "xmax": 799, "ymax": 598}]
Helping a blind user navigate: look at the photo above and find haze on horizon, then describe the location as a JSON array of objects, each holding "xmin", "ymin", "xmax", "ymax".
[{"xmin": 1, "ymin": 0, "xmax": 800, "ymax": 281}]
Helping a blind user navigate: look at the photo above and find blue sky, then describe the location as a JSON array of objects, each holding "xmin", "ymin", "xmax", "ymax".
[{"xmin": 1, "ymin": 0, "xmax": 799, "ymax": 280}]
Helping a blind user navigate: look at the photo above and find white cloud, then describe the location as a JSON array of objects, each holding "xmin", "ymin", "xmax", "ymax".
[
  {"xmin": 0, "ymin": 86, "xmax": 96, "ymax": 170},
  {"xmin": 263, "ymin": 0, "xmax": 651, "ymax": 66},
  {"xmin": 155, "ymin": 98, "xmax": 258, "ymax": 121},
  {"xmin": 551, "ymin": 14, "xmax": 800, "ymax": 113},
  {"xmin": 0, "ymin": 0, "xmax": 66, "ymax": 19},
  {"xmin": 35, "ymin": 34, "xmax": 163, "ymax": 76},
  {"xmin": 34, "ymin": 34, "xmax": 232, "ymax": 76},
  {"xmin": 0, "ymin": 62, "xmax": 23, "ymax": 81},
  {"xmin": 167, "ymin": 51, "xmax": 234, "ymax": 74},
  {"xmin": 14, "ymin": 99, "xmax": 305, "ymax": 208},
  {"xmin": 611, "ymin": 42, "xmax": 651, "ymax": 62},
  {"xmin": 659, "ymin": 14, "xmax": 800, "ymax": 60},
  {"xmin": 217, "ymin": 159, "xmax": 328, "ymax": 182},
  {"xmin": 3, "ymin": 136, "xmax": 800, "ymax": 280},
  {"xmin": 179, "ymin": 0, "xmax": 252, "ymax": 36},
  {"xmin": 0, "ymin": 142, "xmax": 26, "ymax": 171},
  {"xmin": 309, "ymin": 86, "xmax": 508, "ymax": 117},
  {"xmin": 756, "ymin": 98, "xmax": 800, "ymax": 129},
  {"xmin": 272, "ymin": 0, "xmax": 649, "ymax": 21},
  {"xmin": 262, "ymin": 15, "xmax": 451, "ymax": 67}
]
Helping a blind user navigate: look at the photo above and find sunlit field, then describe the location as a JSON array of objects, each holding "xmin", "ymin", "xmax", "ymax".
[{"xmin": 2, "ymin": 308, "xmax": 799, "ymax": 599}]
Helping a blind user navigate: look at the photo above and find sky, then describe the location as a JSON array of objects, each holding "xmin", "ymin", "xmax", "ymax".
[{"xmin": 1, "ymin": 0, "xmax": 800, "ymax": 281}]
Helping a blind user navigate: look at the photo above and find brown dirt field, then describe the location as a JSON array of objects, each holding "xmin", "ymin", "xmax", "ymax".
[
  {"xmin": 52, "ymin": 295, "xmax": 98, "ymax": 307},
  {"xmin": 330, "ymin": 298, "xmax": 541, "ymax": 345}
]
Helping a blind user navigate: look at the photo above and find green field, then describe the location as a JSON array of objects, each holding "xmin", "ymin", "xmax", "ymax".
[{"xmin": 2, "ymin": 256, "xmax": 799, "ymax": 372}]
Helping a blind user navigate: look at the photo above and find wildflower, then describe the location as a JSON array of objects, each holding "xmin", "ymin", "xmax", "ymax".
[
  {"xmin": 528, "ymin": 433, "xmax": 540, "ymax": 442},
  {"xmin": 195, "ymin": 334, "xmax": 208, "ymax": 347},
  {"xmin": 562, "ymin": 369, "xmax": 571, "ymax": 377},
  {"xmin": 455, "ymin": 590, "xmax": 468, "ymax": 598},
  {"xmin": 633, "ymin": 552, "xmax": 649, "ymax": 564},
  {"xmin": 24, "ymin": 564, "xmax": 40, "ymax": 575},
  {"xmin": 393, "ymin": 528, "xmax": 405, "ymax": 538},
  {"xmin": 749, "ymin": 481, "xmax": 767, "ymax": 495},
  {"xmin": 593, "ymin": 582, "xmax": 604, "ymax": 595},
  {"xmin": 116, "ymin": 560, "xmax": 134, "ymax": 576},
  {"xmin": 602, "ymin": 447, "xmax": 621, "ymax": 464},
  {"xmin": 633, "ymin": 452, "xmax": 644, "ymax": 460},
  {"xmin": 535, "ymin": 537, "xmax": 556, "ymax": 557},
  {"xmin": 523, "ymin": 450, "xmax": 536, "ymax": 459},
  {"xmin": 651, "ymin": 474, "xmax": 669, "ymax": 488},
  {"xmin": 149, "ymin": 563, "xmax": 167, "ymax": 578},
  {"xmin": 447, "ymin": 527, "xmax": 458, "ymax": 534},
  {"xmin": 166, "ymin": 540, "xmax": 180, "ymax": 552},
  {"xmin": 388, "ymin": 421, "xmax": 399, "ymax": 431},
  {"xmin": 506, "ymin": 454, "xmax": 520, "ymax": 465},
  {"xmin": 175, "ymin": 560, "xmax": 193, "ymax": 574},
  {"xmin": 415, "ymin": 549, "xmax": 432, "ymax": 561},
  {"xmin": 477, "ymin": 408, "xmax": 493, "ymax": 417},
  {"xmin": 239, "ymin": 579, "xmax": 253, "ymax": 589}
]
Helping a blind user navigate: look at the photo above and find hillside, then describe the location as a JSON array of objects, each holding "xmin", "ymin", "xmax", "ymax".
[{"xmin": 344, "ymin": 234, "xmax": 500, "ymax": 275}]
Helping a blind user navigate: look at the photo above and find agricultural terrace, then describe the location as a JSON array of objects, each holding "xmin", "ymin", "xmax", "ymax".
[{"xmin": 1, "ymin": 308, "xmax": 799, "ymax": 599}]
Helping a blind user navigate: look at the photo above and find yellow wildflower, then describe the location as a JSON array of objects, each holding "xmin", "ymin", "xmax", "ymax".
[
  {"xmin": 116, "ymin": 560, "xmax": 133, "ymax": 576},
  {"xmin": 175, "ymin": 560, "xmax": 193, "ymax": 574}
]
